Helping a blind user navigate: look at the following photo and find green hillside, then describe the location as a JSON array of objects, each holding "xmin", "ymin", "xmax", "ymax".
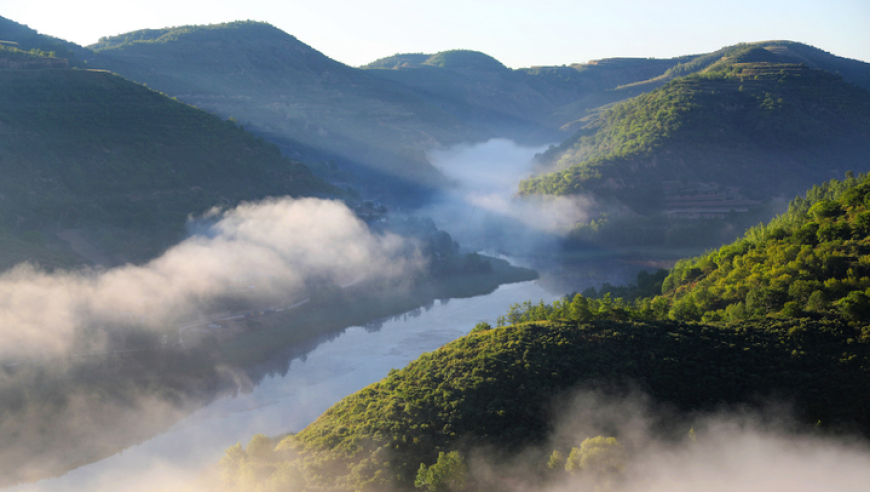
[
  {"xmin": 216, "ymin": 316, "xmax": 869, "ymax": 491},
  {"xmin": 84, "ymin": 22, "xmax": 870, "ymax": 210},
  {"xmin": 0, "ymin": 68, "xmax": 333, "ymax": 268},
  {"xmin": 522, "ymin": 63, "xmax": 870, "ymax": 199},
  {"xmin": 518, "ymin": 60, "xmax": 870, "ymax": 247},
  {"xmin": 514, "ymin": 172, "xmax": 870, "ymax": 327},
  {"xmin": 214, "ymin": 172, "xmax": 870, "ymax": 492},
  {"xmin": 362, "ymin": 50, "xmax": 573, "ymax": 142},
  {"xmin": 657, "ymin": 172, "xmax": 870, "ymax": 323}
]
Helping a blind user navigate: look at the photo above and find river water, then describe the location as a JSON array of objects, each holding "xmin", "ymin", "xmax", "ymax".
[{"xmin": 14, "ymin": 279, "xmax": 560, "ymax": 492}]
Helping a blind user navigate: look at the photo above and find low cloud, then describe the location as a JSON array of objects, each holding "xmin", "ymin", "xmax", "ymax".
[
  {"xmin": 420, "ymin": 139, "xmax": 596, "ymax": 256},
  {"xmin": 0, "ymin": 197, "xmax": 420, "ymax": 359},
  {"xmin": 470, "ymin": 391, "xmax": 870, "ymax": 492}
]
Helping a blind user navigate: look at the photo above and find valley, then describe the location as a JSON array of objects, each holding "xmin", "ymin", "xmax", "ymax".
[{"xmin": 0, "ymin": 10, "xmax": 869, "ymax": 492}]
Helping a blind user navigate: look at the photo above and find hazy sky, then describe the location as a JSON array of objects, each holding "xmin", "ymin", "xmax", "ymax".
[{"xmin": 2, "ymin": 0, "xmax": 868, "ymax": 68}]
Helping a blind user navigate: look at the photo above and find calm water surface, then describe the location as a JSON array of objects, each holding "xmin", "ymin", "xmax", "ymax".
[{"xmin": 14, "ymin": 280, "xmax": 559, "ymax": 492}]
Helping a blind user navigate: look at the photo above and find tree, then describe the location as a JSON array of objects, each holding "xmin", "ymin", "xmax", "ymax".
[
  {"xmin": 246, "ymin": 433, "xmax": 275, "ymax": 463},
  {"xmin": 471, "ymin": 322, "xmax": 492, "ymax": 333},
  {"xmin": 565, "ymin": 436, "xmax": 623, "ymax": 476},
  {"xmin": 415, "ymin": 451, "xmax": 468, "ymax": 492},
  {"xmin": 547, "ymin": 449, "xmax": 564, "ymax": 471},
  {"xmin": 218, "ymin": 442, "xmax": 247, "ymax": 489}
]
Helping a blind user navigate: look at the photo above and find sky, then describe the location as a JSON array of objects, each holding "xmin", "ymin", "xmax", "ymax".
[{"xmin": 1, "ymin": 0, "xmax": 868, "ymax": 68}]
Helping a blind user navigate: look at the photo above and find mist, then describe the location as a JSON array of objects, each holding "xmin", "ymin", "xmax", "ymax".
[
  {"xmin": 466, "ymin": 392, "xmax": 870, "ymax": 492},
  {"xmin": 419, "ymin": 139, "xmax": 596, "ymax": 257},
  {"xmin": 0, "ymin": 196, "xmax": 420, "ymax": 360}
]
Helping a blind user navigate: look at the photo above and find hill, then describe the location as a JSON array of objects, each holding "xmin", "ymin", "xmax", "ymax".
[
  {"xmin": 516, "ymin": 172, "xmax": 870, "ymax": 328},
  {"xmin": 519, "ymin": 58, "xmax": 870, "ymax": 247},
  {"xmin": 362, "ymin": 51, "xmax": 699, "ymax": 138},
  {"xmin": 83, "ymin": 21, "xmax": 870, "ymax": 213},
  {"xmin": 215, "ymin": 316, "xmax": 869, "ymax": 491},
  {"xmin": 657, "ymin": 172, "xmax": 870, "ymax": 323},
  {"xmin": 86, "ymin": 21, "xmax": 486, "ymax": 203},
  {"xmin": 362, "ymin": 49, "xmax": 580, "ymax": 141},
  {"xmin": 0, "ymin": 68, "xmax": 333, "ymax": 268},
  {"xmin": 213, "ymin": 172, "xmax": 870, "ymax": 491}
]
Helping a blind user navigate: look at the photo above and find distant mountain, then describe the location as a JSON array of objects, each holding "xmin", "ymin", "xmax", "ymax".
[
  {"xmin": 7, "ymin": 14, "xmax": 870, "ymax": 241},
  {"xmin": 81, "ymin": 22, "xmax": 721, "ymax": 203},
  {"xmin": 522, "ymin": 41, "xmax": 870, "ymax": 132},
  {"xmin": 362, "ymin": 51, "xmax": 697, "ymax": 137},
  {"xmin": 0, "ymin": 68, "xmax": 333, "ymax": 268},
  {"xmin": 638, "ymin": 41, "xmax": 870, "ymax": 92},
  {"xmin": 362, "ymin": 49, "xmax": 578, "ymax": 140},
  {"xmin": 87, "ymin": 21, "xmax": 485, "ymax": 203},
  {"xmin": 86, "ymin": 20, "xmax": 870, "ymax": 213}
]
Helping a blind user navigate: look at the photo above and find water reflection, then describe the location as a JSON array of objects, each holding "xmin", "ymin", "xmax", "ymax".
[{"xmin": 11, "ymin": 280, "xmax": 559, "ymax": 492}]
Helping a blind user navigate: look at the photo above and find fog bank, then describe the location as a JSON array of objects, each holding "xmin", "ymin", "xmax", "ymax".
[
  {"xmin": 0, "ymin": 197, "xmax": 420, "ymax": 359},
  {"xmin": 420, "ymin": 139, "xmax": 595, "ymax": 256},
  {"xmin": 473, "ymin": 392, "xmax": 870, "ymax": 492}
]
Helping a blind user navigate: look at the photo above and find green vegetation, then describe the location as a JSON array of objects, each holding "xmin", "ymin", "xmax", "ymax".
[
  {"xmin": 504, "ymin": 172, "xmax": 870, "ymax": 326},
  {"xmin": 85, "ymin": 21, "xmax": 870, "ymax": 209},
  {"xmin": 0, "ymin": 68, "xmax": 333, "ymax": 267},
  {"xmin": 659, "ymin": 172, "xmax": 870, "ymax": 323},
  {"xmin": 216, "ymin": 316, "xmax": 868, "ymax": 491},
  {"xmin": 90, "ymin": 22, "xmax": 270, "ymax": 50},
  {"xmin": 516, "ymin": 57, "xmax": 870, "ymax": 248},
  {"xmin": 216, "ymin": 173, "xmax": 870, "ymax": 491},
  {"xmin": 521, "ymin": 62, "xmax": 870, "ymax": 202},
  {"xmin": 418, "ymin": 50, "xmax": 508, "ymax": 72},
  {"xmin": 0, "ymin": 43, "xmax": 60, "ymax": 61},
  {"xmin": 88, "ymin": 21, "xmax": 464, "ymax": 202}
]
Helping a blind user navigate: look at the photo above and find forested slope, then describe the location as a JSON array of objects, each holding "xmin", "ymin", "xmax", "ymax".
[
  {"xmin": 216, "ymin": 317, "xmax": 869, "ymax": 491},
  {"xmin": 658, "ymin": 172, "xmax": 870, "ymax": 322},
  {"xmin": 0, "ymin": 15, "xmax": 90, "ymax": 65},
  {"xmin": 521, "ymin": 58, "xmax": 870, "ymax": 208},
  {"xmin": 510, "ymin": 172, "xmax": 870, "ymax": 327},
  {"xmin": 0, "ymin": 68, "xmax": 333, "ymax": 267},
  {"xmin": 214, "ymin": 172, "xmax": 870, "ymax": 491}
]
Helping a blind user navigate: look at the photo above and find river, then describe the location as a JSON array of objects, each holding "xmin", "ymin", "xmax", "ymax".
[{"xmin": 13, "ymin": 279, "xmax": 560, "ymax": 492}]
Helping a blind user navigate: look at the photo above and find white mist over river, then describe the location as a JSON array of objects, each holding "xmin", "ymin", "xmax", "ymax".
[
  {"xmin": 422, "ymin": 139, "xmax": 593, "ymax": 255},
  {"xmin": 12, "ymin": 280, "xmax": 559, "ymax": 492}
]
